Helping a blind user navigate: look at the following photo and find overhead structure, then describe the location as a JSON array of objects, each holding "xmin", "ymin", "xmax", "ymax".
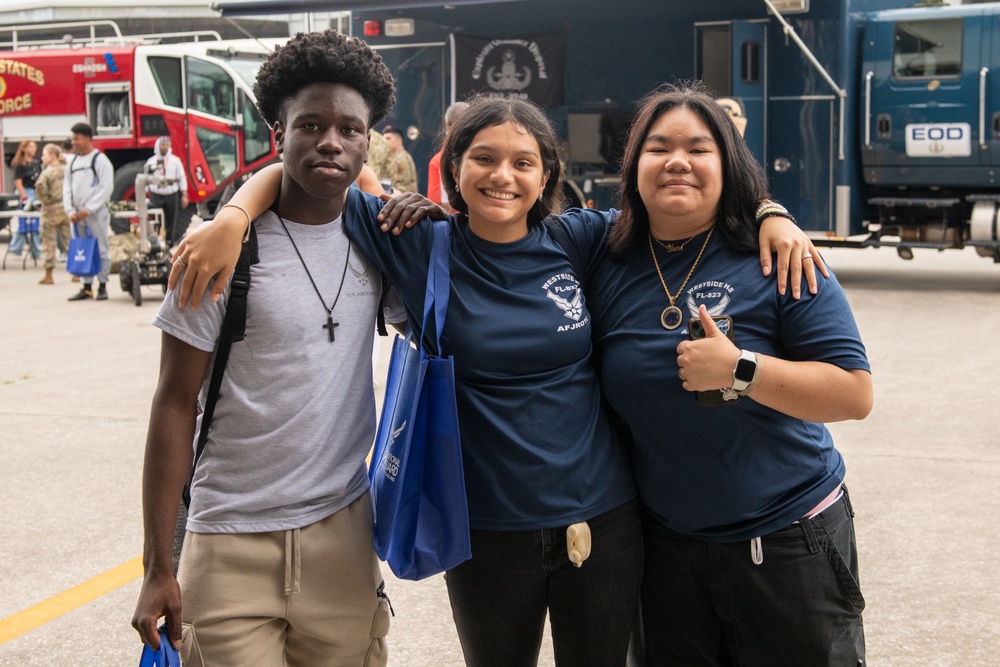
[{"xmin": 212, "ymin": 0, "xmax": 528, "ymax": 15}]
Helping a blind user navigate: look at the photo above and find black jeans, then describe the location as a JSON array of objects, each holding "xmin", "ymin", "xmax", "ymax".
[
  {"xmin": 636, "ymin": 487, "xmax": 865, "ymax": 667},
  {"xmin": 445, "ymin": 498, "xmax": 643, "ymax": 667}
]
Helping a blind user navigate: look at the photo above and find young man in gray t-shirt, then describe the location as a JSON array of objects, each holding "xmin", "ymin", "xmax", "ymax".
[{"xmin": 131, "ymin": 31, "xmax": 400, "ymax": 665}]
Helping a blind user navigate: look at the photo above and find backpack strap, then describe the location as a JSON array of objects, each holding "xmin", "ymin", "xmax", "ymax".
[
  {"xmin": 542, "ymin": 215, "xmax": 587, "ymax": 292},
  {"xmin": 182, "ymin": 224, "xmax": 259, "ymax": 507},
  {"xmin": 375, "ymin": 271, "xmax": 391, "ymax": 337}
]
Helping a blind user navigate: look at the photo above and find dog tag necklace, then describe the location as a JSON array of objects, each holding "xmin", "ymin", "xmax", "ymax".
[
  {"xmin": 278, "ymin": 215, "xmax": 351, "ymax": 342},
  {"xmin": 649, "ymin": 226, "xmax": 714, "ymax": 330}
]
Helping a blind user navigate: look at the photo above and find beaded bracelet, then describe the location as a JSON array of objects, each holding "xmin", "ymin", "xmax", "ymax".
[
  {"xmin": 220, "ymin": 203, "xmax": 253, "ymax": 242},
  {"xmin": 757, "ymin": 210, "xmax": 798, "ymax": 226},
  {"xmin": 755, "ymin": 198, "xmax": 787, "ymax": 220}
]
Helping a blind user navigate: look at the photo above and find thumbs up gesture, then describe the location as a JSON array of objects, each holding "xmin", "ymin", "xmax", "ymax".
[{"xmin": 675, "ymin": 305, "xmax": 740, "ymax": 392}]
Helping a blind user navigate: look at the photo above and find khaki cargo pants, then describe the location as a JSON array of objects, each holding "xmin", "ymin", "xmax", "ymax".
[{"xmin": 178, "ymin": 493, "xmax": 390, "ymax": 667}]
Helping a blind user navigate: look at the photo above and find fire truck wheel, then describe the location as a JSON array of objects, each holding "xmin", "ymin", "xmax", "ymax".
[{"xmin": 112, "ymin": 161, "xmax": 146, "ymax": 202}]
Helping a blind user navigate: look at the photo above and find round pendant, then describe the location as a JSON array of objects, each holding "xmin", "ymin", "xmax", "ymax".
[{"xmin": 661, "ymin": 305, "xmax": 683, "ymax": 330}]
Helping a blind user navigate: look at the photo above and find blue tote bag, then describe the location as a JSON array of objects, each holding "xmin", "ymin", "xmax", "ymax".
[
  {"xmin": 369, "ymin": 220, "xmax": 470, "ymax": 580},
  {"xmin": 66, "ymin": 225, "xmax": 101, "ymax": 277},
  {"xmin": 137, "ymin": 626, "xmax": 180, "ymax": 667}
]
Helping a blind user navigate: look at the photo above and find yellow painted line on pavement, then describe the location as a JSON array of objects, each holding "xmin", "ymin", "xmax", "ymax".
[{"xmin": 0, "ymin": 556, "xmax": 143, "ymax": 645}]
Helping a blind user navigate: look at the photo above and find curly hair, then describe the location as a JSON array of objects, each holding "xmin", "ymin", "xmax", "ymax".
[
  {"xmin": 441, "ymin": 96, "xmax": 564, "ymax": 225},
  {"xmin": 254, "ymin": 31, "xmax": 395, "ymax": 130},
  {"xmin": 608, "ymin": 82, "xmax": 769, "ymax": 258}
]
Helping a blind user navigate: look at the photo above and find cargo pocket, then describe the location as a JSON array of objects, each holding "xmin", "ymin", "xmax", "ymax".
[
  {"xmin": 180, "ymin": 623, "xmax": 205, "ymax": 667},
  {"xmin": 364, "ymin": 581, "xmax": 393, "ymax": 667}
]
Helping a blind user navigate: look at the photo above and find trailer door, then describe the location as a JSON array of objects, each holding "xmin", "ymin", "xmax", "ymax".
[
  {"xmin": 731, "ymin": 21, "xmax": 767, "ymax": 165},
  {"xmin": 374, "ymin": 43, "xmax": 447, "ymax": 195},
  {"xmin": 696, "ymin": 21, "xmax": 767, "ymax": 166}
]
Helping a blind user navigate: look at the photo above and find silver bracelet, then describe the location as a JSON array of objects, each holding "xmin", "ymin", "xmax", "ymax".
[{"xmin": 220, "ymin": 203, "xmax": 252, "ymax": 243}]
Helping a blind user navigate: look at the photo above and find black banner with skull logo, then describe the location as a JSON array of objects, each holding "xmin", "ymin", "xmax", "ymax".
[{"xmin": 452, "ymin": 32, "xmax": 565, "ymax": 107}]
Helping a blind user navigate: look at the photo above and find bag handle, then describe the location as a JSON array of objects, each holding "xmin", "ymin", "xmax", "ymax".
[
  {"xmin": 420, "ymin": 220, "xmax": 451, "ymax": 357},
  {"xmin": 138, "ymin": 625, "xmax": 180, "ymax": 667},
  {"xmin": 70, "ymin": 223, "xmax": 94, "ymax": 240}
]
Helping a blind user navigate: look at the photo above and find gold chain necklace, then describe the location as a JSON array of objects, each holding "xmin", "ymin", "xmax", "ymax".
[
  {"xmin": 653, "ymin": 234, "xmax": 695, "ymax": 253},
  {"xmin": 649, "ymin": 227, "xmax": 714, "ymax": 330}
]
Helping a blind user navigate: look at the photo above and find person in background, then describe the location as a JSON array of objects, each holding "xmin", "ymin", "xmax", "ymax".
[
  {"xmin": 381, "ymin": 125, "xmax": 418, "ymax": 193},
  {"xmin": 64, "ymin": 122, "xmax": 114, "ymax": 301},
  {"xmin": 427, "ymin": 101, "xmax": 469, "ymax": 211},
  {"xmin": 355, "ymin": 164, "xmax": 385, "ymax": 196},
  {"xmin": 144, "ymin": 136, "xmax": 189, "ymax": 247},
  {"xmin": 588, "ymin": 83, "xmax": 872, "ymax": 665},
  {"xmin": 366, "ymin": 129, "xmax": 392, "ymax": 191},
  {"xmin": 8, "ymin": 140, "xmax": 44, "ymax": 259},
  {"xmin": 12, "ymin": 140, "xmax": 41, "ymax": 206},
  {"xmin": 34, "ymin": 144, "xmax": 71, "ymax": 285}
]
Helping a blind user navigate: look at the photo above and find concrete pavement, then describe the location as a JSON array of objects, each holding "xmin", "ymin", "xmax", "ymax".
[{"xmin": 1, "ymin": 240, "xmax": 998, "ymax": 665}]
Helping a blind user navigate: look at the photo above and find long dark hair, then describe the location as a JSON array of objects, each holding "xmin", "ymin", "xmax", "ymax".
[
  {"xmin": 608, "ymin": 82, "xmax": 768, "ymax": 258},
  {"xmin": 441, "ymin": 96, "xmax": 564, "ymax": 225}
]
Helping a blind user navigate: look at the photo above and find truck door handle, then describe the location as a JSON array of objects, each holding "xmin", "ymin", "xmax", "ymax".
[
  {"xmin": 980, "ymin": 68, "xmax": 989, "ymax": 149},
  {"xmin": 864, "ymin": 71, "xmax": 874, "ymax": 147},
  {"xmin": 877, "ymin": 114, "xmax": 891, "ymax": 139}
]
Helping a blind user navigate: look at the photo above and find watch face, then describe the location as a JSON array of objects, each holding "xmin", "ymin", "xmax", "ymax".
[{"xmin": 735, "ymin": 356, "xmax": 757, "ymax": 383}]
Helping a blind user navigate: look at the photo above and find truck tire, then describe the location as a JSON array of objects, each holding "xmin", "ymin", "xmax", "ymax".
[{"xmin": 111, "ymin": 161, "xmax": 146, "ymax": 202}]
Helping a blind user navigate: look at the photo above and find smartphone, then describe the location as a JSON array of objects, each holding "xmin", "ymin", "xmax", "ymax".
[{"xmin": 688, "ymin": 315, "xmax": 740, "ymax": 406}]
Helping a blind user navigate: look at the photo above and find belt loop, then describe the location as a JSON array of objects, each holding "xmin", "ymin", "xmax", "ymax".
[
  {"xmin": 799, "ymin": 518, "xmax": 821, "ymax": 554},
  {"xmin": 284, "ymin": 530, "xmax": 293, "ymax": 596},
  {"xmin": 842, "ymin": 483, "xmax": 855, "ymax": 518}
]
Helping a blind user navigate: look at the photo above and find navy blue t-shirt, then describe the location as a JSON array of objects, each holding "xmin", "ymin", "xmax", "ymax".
[
  {"xmin": 344, "ymin": 189, "xmax": 635, "ymax": 530},
  {"xmin": 587, "ymin": 226, "xmax": 870, "ymax": 542}
]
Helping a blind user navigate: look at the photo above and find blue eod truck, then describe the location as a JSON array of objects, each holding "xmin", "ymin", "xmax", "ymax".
[{"xmin": 217, "ymin": 0, "xmax": 1000, "ymax": 262}]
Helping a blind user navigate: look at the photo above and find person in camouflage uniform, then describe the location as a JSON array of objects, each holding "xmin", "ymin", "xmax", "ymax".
[
  {"xmin": 34, "ymin": 143, "xmax": 72, "ymax": 285},
  {"xmin": 382, "ymin": 125, "xmax": 418, "ymax": 193},
  {"xmin": 366, "ymin": 129, "xmax": 392, "ymax": 187}
]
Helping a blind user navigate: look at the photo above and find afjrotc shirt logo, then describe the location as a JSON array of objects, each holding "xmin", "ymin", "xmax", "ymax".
[
  {"xmin": 542, "ymin": 272, "xmax": 587, "ymax": 332},
  {"xmin": 682, "ymin": 279, "xmax": 735, "ymax": 334}
]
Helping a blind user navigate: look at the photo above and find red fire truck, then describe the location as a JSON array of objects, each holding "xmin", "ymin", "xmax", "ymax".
[{"xmin": 0, "ymin": 22, "xmax": 280, "ymax": 217}]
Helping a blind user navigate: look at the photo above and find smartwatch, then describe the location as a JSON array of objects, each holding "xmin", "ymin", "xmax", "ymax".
[{"xmin": 732, "ymin": 349, "xmax": 759, "ymax": 394}]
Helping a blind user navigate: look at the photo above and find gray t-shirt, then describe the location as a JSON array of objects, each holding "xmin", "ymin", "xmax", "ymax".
[{"xmin": 153, "ymin": 210, "xmax": 389, "ymax": 533}]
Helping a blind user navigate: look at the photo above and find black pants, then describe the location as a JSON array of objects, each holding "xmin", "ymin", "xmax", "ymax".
[
  {"xmin": 445, "ymin": 499, "xmax": 643, "ymax": 667},
  {"xmin": 150, "ymin": 191, "xmax": 182, "ymax": 246},
  {"xmin": 636, "ymin": 488, "xmax": 865, "ymax": 666}
]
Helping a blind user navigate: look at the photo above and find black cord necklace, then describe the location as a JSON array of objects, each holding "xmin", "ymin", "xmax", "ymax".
[{"xmin": 277, "ymin": 215, "xmax": 351, "ymax": 342}]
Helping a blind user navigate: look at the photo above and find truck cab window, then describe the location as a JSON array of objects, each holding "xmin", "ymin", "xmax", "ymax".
[
  {"xmin": 148, "ymin": 57, "xmax": 183, "ymax": 108},
  {"xmin": 242, "ymin": 91, "xmax": 272, "ymax": 165},
  {"xmin": 186, "ymin": 57, "xmax": 236, "ymax": 120},
  {"xmin": 893, "ymin": 19, "xmax": 962, "ymax": 79},
  {"xmin": 196, "ymin": 127, "xmax": 237, "ymax": 184}
]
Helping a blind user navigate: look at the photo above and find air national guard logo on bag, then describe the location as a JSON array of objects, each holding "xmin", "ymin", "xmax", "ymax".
[{"xmin": 453, "ymin": 32, "xmax": 565, "ymax": 106}]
